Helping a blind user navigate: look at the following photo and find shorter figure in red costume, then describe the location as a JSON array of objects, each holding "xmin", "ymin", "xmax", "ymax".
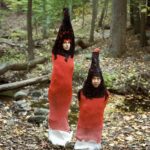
[
  {"xmin": 74, "ymin": 48, "xmax": 109, "ymax": 150},
  {"xmin": 48, "ymin": 8, "xmax": 75, "ymax": 147}
]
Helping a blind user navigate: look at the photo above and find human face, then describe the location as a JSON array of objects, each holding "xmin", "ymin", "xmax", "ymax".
[
  {"xmin": 63, "ymin": 39, "xmax": 71, "ymax": 51},
  {"xmin": 92, "ymin": 76, "xmax": 101, "ymax": 88}
]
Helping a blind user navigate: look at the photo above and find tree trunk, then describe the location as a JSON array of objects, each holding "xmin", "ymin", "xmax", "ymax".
[
  {"xmin": 0, "ymin": 0, "xmax": 7, "ymax": 9},
  {"xmin": 130, "ymin": 0, "xmax": 134, "ymax": 26},
  {"xmin": 98, "ymin": 0, "xmax": 109, "ymax": 27},
  {"xmin": 0, "ymin": 57, "xmax": 48, "ymax": 75},
  {"xmin": 69, "ymin": 0, "xmax": 73, "ymax": 19},
  {"xmin": 42, "ymin": 0, "xmax": 48, "ymax": 38},
  {"xmin": 140, "ymin": 12, "xmax": 147, "ymax": 46},
  {"xmin": 140, "ymin": 0, "xmax": 148, "ymax": 47},
  {"xmin": 0, "ymin": 75, "xmax": 49, "ymax": 92},
  {"xmin": 133, "ymin": 0, "xmax": 141, "ymax": 34},
  {"xmin": 82, "ymin": 1, "xmax": 85, "ymax": 28},
  {"xmin": 89, "ymin": 0, "xmax": 98, "ymax": 42},
  {"xmin": 147, "ymin": 0, "xmax": 150, "ymax": 26},
  {"xmin": 109, "ymin": 0, "xmax": 127, "ymax": 57},
  {"xmin": 27, "ymin": 0, "xmax": 34, "ymax": 61}
]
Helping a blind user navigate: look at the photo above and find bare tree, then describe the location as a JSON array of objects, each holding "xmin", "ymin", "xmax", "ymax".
[
  {"xmin": 109, "ymin": 0, "xmax": 127, "ymax": 57},
  {"xmin": 140, "ymin": 0, "xmax": 148, "ymax": 46},
  {"xmin": 89, "ymin": 0, "xmax": 98, "ymax": 42},
  {"xmin": 82, "ymin": 0, "xmax": 86, "ymax": 28},
  {"xmin": 42, "ymin": 0, "xmax": 48, "ymax": 38},
  {"xmin": 130, "ymin": 0, "xmax": 141, "ymax": 34},
  {"xmin": 27, "ymin": 0, "xmax": 34, "ymax": 61},
  {"xmin": 147, "ymin": 0, "xmax": 150, "ymax": 26},
  {"xmin": 98, "ymin": 0, "xmax": 109, "ymax": 28}
]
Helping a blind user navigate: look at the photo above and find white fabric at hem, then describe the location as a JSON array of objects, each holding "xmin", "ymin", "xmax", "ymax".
[
  {"xmin": 74, "ymin": 140, "xmax": 102, "ymax": 150},
  {"xmin": 48, "ymin": 129, "xmax": 73, "ymax": 146}
]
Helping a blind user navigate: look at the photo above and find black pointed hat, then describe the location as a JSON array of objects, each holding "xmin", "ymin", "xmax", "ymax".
[
  {"xmin": 88, "ymin": 48, "xmax": 101, "ymax": 77},
  {"xmin": 52, "ymin": 8, "xmax": 75, "ymax": 59},
  {"xmin": 82, "ymin": 48, "xmax": 106, "ymax": 99}
]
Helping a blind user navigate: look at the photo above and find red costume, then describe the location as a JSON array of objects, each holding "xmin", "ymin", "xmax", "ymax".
[
  {"xmin": 76, "ymin": 91, "xmax": 108, "ymax": 143},
  {"xmin": 48, "ymin": 54, "xmax": 74, "ymax": 131},
  {"xmin": 48, "ymin": 8, "xmax": 75, "ymax": 146},
  {"xmin": 75, "ymin": 48, "xmax": 109, "ymax": 150}
]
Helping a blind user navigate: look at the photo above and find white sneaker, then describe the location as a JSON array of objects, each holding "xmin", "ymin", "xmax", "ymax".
[
  {"xmin": 48, "ymin": 129, "xmax": 73, "ymax": 147},
  {"xmin": 74, "ymin": 140, "xmax": 101, "ymax": 150}
]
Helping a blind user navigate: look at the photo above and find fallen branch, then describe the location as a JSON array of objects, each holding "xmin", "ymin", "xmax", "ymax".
[
  {"xmin": 0, "ymin": 38, "xmax": 21, "ymax": 47},
  {"xmin": 0, "ymin": 75, "xmax": 49, "ymax": 92},
  {"xmin": 0, "ymin": 57, "xmax": 48, "ymax": 75},
  {"xmin": 76, "ymin": 38, "xmax": 102, "ymax": 49}
]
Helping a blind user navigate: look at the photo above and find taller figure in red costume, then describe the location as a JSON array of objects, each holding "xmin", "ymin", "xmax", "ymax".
[
  {"xmin": 48, "ymin": 8, "xmax": 75, "ymax": 147},
  {"xmin": 74, "ymin": 48, "xmax": 109, "ymax": 150}
]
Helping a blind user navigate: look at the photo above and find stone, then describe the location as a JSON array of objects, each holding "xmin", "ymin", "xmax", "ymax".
[{"xmin": 14, "ymin": 91, "xmax": 28, "ymax": 100}]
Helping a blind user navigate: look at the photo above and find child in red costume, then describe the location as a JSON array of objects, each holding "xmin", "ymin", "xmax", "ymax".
[
  {"xmin": 48, "ymin": 8, "xmax": 75, "ymax": 147},
  {"xmin": 74, "ymin": 48, "xmax": 109, "ymax": 150}
]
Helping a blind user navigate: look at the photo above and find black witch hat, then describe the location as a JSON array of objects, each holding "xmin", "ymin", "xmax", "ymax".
[
  {"xmin": 81, "ymin": 48, "xmax": 106, "ymax": 99},
  {"xmin": 52, "ymin": 8, "xmax": 75, "ymax": 60}
]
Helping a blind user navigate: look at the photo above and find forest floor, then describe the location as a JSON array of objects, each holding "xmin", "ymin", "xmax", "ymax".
[
  {"xmin": 0, "ymin": 47, "xmax": 149, "ymax": 150},
  {"xmin": 0, "ymin": 13, "xmax": 150, "ymax": 150},
  {"xmin": 0, "ymin": 84, "xmax": 149, "ymax": 150}
]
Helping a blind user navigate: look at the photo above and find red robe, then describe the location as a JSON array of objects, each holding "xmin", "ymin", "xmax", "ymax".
[
  {"xmin": 48, "ymin": 54, "xmax": 74, "ymax": 131},
  {"xmin": 76, "ymin": 91, "xmax": 108, "ymax": 143}
]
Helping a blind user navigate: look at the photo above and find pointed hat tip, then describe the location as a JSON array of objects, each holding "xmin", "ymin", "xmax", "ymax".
[
  {"xmin": 93, "ymin": 48, "xmax": 100, "ymax": 53},
  {"xmin": 63, "ymin": 8, "xmax": 69, "ymax": 15}
]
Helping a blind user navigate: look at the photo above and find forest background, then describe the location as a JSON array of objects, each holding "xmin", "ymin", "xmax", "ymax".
[{"xmin": 0, "ymin": 0, "xmax": 150, "ymax": 149}]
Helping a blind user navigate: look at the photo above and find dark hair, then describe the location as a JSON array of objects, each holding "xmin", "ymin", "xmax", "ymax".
[{"xmin": 82, "ymin": 71, "xmax": 106, "ymax": 99}]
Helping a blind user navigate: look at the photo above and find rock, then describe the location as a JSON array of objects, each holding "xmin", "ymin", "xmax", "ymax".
[
  {"xmin": 12, "ymin": 100, "xmax": 31, "ymax": 113},
  {"xmin": 43, "ymin": 92, "xmax": 48, "ymax": 99},
  {"xmin": 143, "ymin": 55, "xmax": 150, "ymax": 61},
  {"xmin": 34, "ymin": 108, "xmax": 49, "ymax": 116},
  {"xmin": 28, "ymin": 115, "xmax": 46, "ymax": 124},
  {"xmin": 0, "ymin": 101, "xmax": 4, "ymax": 108},
  {"xmin": 14, "ymin": 90, "xmax": 28, "ymax": 100},
  {"xmin": 31, "ymin": 90, "xmax": 42, "ymax": 98},
  {"xmin": 65, "ymin": 142, "xmax": 75, "ymax": 149}
]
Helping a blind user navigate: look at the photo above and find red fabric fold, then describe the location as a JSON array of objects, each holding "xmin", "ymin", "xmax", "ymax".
[{"xmin": 48, "ymin": 54, "xmax": 74, "ymax": 131}]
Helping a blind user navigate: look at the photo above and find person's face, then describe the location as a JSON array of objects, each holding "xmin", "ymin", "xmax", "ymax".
[
  {"xmin": 63, "ymin": 39, "xmax": 71, "ymax": 51},
  {"xmin": 92, "ymin": 76, "xmax": 101, "ymax": 88}
]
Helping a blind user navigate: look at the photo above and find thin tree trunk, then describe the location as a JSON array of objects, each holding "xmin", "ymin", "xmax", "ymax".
[
  {"xmin": 147, "ymin": 0, "xmax": 150, "ymax": 26},
  {"xmin": 130, "ymin": 0, "xmax": 134, "ymax": 26},
  {"xmin": 27, "ymin": 0, "xmax": 34, "ymax": 61},
  {"xmin": 140, "ymin": 0, "xmax": 148, "ymax": 46},
  {"xmin": 109, "ymin": 0, "xmax": 127, "ymax": 57},
  {"xmin": 98, "ymin": 0, "xmax": 109, "ymax": 27},
  {"xmin": 0, "ymin": 0, "xmax": 7, "ymax": 9},
  {"xmin": 82, "ymin": 1, "xmax": 85, "ymax": 28},
  {"xmin": 140, "ymin": 12, "xmax": 147, "ymax": 46},
  {"xmin": 89, "ymin": 0, "xmax": 98, "ymax": 42},
  {"xmin": 42, "ymin": 0, "xmax": 47, "ymax": 38},
  {"xmin": 133, "ymin": 0, "xmax": 141, "ymax": 34},
  {"xmin": 69, "ymin": 0, "xmax": 73, "ymax": 19}
]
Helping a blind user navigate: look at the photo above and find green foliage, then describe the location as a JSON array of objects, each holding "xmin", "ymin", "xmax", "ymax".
[
  {"xmin": 5, "ymin": 0, "xmax": 27, "ymax": 12},
  {"xmin": 4, "ymin": 0, "xmax": 86, "ymax": 27},
  {"xmin": 9, "ymin": 29, "xmax": 27, "ymax": 41},
  {"xmin": 2, "ymin": 0, "xmax": 91, "ymax": 38},
  {"xmin": 73, "ymin": 2, "xmax": 90, "ymax": 17},
  {"xmin": 0, "ymin": 48, "xmax": 26, "ymax": 63},
  {"xmin": 73, "ymin": 61, "xmax": 88, "ymax": 84},
  {"xmin": 103, "ymin": 72, "xmax": 116, "ymax": 88}
]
